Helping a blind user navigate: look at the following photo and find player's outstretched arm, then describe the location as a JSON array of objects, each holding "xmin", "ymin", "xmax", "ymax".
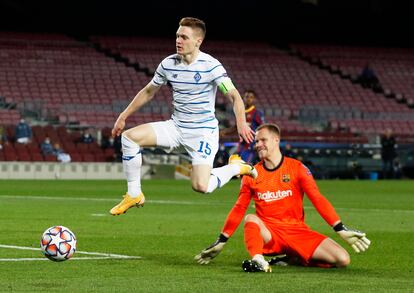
[
  {"xmin": 194, "ymin": 233, "xmax": 229, "ymax": 264},
  {"xmin": 334, "ymin": 222, "xmax": 371, "ymax": 253},
  {"xmin": 111, "ymin": 83, "xmax": 160, "ymax": 137},
  {"xmin": 195, "ymin": 182, "xmax": 251, "ymax": 264},
  {"xmin": 225, "ymin": 89, "xmax": 254, "ymax": 144}
]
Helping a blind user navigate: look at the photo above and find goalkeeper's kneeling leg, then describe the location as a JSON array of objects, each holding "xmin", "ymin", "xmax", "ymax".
[
  {"xmin": 312, "ymin": 238, "xmax": 350, "ymax": 268},
  {"xmin": 334, "ymin": 250, "xmax": 350, "ymax": 268}
]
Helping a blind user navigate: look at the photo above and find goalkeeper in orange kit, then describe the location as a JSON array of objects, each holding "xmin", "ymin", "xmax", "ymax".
[{"xmin": 195, "ymin": 123, "xmax": 371, "ymax": 272}]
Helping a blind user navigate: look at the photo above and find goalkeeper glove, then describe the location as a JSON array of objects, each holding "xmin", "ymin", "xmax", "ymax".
[
  {"xmin": 194, "ymin": 233, "xmax": 228, "ymax": 265},
  {"xmin": 334, "ymin": 222, "xmax": 371, "ymax": 253}
]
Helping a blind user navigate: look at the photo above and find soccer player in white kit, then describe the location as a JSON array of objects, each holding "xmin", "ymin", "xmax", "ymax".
[{"xmin": 110, "ymin": 17, "xmax": 257, "ymax": 215}]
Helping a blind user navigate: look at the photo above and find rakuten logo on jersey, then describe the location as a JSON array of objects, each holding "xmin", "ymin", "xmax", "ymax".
[{"xmin": 257, "ymin": 190, "xmax": 293, "ymax": 202}]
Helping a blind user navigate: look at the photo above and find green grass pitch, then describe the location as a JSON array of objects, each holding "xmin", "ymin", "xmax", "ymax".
[{"xmin": 0, "ymin": 179, "xmax": 413, "ymax": 292}]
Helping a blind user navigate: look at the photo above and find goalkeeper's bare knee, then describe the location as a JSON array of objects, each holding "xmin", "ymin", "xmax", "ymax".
[{"xmin": 335, "ymin": 251, "xmax": 350, "ymax": 268}]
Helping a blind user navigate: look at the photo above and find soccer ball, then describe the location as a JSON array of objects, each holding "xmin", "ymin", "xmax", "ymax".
[{"xmin": 40, "ymin": 226, "xmax": 77, "ymax": 262}]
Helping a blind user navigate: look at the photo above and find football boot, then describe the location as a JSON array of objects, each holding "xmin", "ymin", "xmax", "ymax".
[{"xmin": 110, "ymin": 193, "xmax": 145, "ymax": 215}]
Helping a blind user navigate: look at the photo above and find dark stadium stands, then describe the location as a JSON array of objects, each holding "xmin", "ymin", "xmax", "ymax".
[
  {"xmin": 1, "ymin": 33, "xmax": 413, "ymax": 165},
  {"xmin": 291, "ymin": 44, "xmax": 414, "ymax": 143},
  {"xmin": 0, "ymin": 124, "xmax": 118, "ymax": 162},
  {"xmin": 291, "ymin": 44, "xmax": 414, "ymax": 104},
  {"xmin": 0, "ymin": 108, "xmax": 21, "ymax": 125},
  {"xmin": 0, "ymin": 32, "xmax": 155, "ymax": 128}
]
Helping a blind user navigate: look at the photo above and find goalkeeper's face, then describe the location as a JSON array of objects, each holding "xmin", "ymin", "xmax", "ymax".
[
  {"xmin": 255, "ymin": 128, "xmax": 280, "ymax": 160},
  {"xmin": 176, "ymin": 26, "xmax": 203, "ymax": 56}
]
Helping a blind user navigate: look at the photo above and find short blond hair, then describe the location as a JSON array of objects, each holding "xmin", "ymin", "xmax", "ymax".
[
  {"xmin": 256, "ymin": 123, "xmax": 281, "ymax": 138},
  {"xmin": 179, "ymin": 17, "xmax": 206, "ymax": 38}
]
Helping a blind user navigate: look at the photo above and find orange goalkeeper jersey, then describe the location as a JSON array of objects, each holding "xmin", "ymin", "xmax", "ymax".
[{"xmin": 222, "ymin": 156, "xmax": 340, "ymax": 236}]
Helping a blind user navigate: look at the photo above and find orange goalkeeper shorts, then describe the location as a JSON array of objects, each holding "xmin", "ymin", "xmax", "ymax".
[{"xmin": 262, "ymin": 223, "xmax": 328, "ymax": 263}]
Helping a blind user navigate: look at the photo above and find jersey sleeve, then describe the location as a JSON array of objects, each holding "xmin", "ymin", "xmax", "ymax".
[
  {"xmin": 151, "ymin": 61, "xmax": 167, "ymax": 86},
  {"xmin": 221, "ymin": 176, "xmax": 252, "ymax": 237},
  {"xmin": 211, "ymin": 61, "xmax": 231, "ymax": 86},
  {"xmin": 299, "ymin": 163, "xmax": 340, "ymax": 226}
]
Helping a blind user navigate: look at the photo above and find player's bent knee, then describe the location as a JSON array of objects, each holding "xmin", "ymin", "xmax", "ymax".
[
  {"xmin": 244, "ymin": 214, "xmax": 260, "ymax": 223},
  {"xmin": 122, "ymin": 124, "xmax": 156, "ymax": 146},
  {"xmin": 192, "ymin": 182, "xmax": 208, "ymax": 194},
  {"xmin": 122, "ymin": 129, "xmax": 134, "ymax": 140},
  {"xmin": 335, "ymin": 251, "xmax": 351, "ymax": 268}
]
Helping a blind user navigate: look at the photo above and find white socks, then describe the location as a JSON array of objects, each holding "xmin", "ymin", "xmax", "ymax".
[
  {"xmin": 121, "ymin": 135, "xmax": 142, "ymax": 197},
  {"xmin": 252, "ymin": 254, "xmax": 271, "ymax": 272},
  {"xmin": 206, "ymin": 163, "xmax": 240, "ymax": 193}
]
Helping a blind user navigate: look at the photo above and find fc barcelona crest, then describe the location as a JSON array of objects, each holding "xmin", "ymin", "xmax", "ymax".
[{"xmin": 282, "ymin": 174, "xmax": 290, "ymax": 183}]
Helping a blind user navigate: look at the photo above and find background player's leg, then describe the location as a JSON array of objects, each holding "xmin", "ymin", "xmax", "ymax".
[
  {"xmin": 311, "ymin": 238, "xmax": 350, "ymax": 268},
  {"xmin": 240, "ymin": 147, "xmax": 249, "ymax": 162},
  {"xmin": 122, "ymin": 124, "xmax": 157, "ymax": 197}
]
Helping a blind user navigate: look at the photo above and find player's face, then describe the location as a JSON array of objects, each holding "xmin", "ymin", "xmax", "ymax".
[
  {"xmin": 176, "ymin": 26, "xmax": 202, "ymax": 56},
  {"xmin": 255, "ymin": 128, "xmax": 280, "ymax": 159},
  {"xmin": 243, "ymin": 92, "xmax": 255, "ymax": 107}
]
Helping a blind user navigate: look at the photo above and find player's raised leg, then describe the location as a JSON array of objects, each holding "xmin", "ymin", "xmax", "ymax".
[
  {"xmin": 228, "ymin": 154, "xmax": 258, "ymax": 177},
  {"xmin": 191, "ymin": 156, "xmax": 257, "ymax": 194},
  {"xmin": 188, "ymin": 127, "xmax": 257, "ymax": 194},
  {"xmin": 110, "ymin": 124, "xmax": 156, "ymax": 215}
]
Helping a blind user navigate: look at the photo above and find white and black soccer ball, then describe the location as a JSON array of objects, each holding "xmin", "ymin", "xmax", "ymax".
[{"xmin": 40, "ymin": 226, "xmax": 77, "ymax": 262}]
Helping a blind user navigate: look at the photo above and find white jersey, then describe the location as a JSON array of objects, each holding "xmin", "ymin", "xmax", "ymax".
[{"xmin": 151, "ymin": 51, "xmax": 230, "ymax": 130}]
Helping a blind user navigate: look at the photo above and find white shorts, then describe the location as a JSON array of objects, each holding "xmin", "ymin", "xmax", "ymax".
[{"xmin": 149, "ymin": 120, "xmax": 219, "ymax": 166}]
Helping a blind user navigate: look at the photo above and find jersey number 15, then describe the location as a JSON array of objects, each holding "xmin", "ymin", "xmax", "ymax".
[{"xmin": 197, "ymin": 141, "xmax": 212, "ymax": 156}]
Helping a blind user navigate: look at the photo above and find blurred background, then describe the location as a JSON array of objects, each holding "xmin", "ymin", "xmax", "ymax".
[{"xmin": 0, "ymin": 0, "xmax": 413, "ymax": 179}]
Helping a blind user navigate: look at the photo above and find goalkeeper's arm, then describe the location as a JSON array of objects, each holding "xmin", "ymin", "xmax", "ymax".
[
  {"xmin": 333, "ymin": 222, "xmax": 371, "ymax": 253},
  {"xmin": 195, "ymin": 184, "xmax": 251, "ymax": 264},
  {"xmin": 194, "ymin": 233, "xmax": 229, "ymax": 265}
]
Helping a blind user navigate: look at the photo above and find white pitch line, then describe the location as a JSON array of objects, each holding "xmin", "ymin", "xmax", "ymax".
[
  {"xmin": 0, "ymin": 244, "xmax": 40, "ymax": 252},
  {"xmin": 1, "ymin": 194, "xmax": 413, "ymax": 213},
  {"xmin": 0, "ymin": 244, "xmax": 141, "ymax": 261},
  {"xmin": 0, "ymin": 257, "xmax": 134, "ymax": 262},
  {"xmin": 0, "ymin": 195, "xmax": 221, "ymax": 206}
]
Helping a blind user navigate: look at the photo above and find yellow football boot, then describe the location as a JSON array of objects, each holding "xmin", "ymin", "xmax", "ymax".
[
  {"xmin": 110, "ymin": 193, "xmax": 145, "ymax": 216},
  {"xmin": 228, "ymin": 154, "xmax": 258, "ymax": 179}
]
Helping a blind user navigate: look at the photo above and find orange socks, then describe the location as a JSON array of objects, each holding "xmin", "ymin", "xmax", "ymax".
[{"xmin": 244, "ymin": 222, "xmax": 263, "ymax": 257}]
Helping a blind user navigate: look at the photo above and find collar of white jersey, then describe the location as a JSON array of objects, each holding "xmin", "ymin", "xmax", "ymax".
[{"xmin": 177, "ymin": 51, "xmax": 204, "ymax": 66}]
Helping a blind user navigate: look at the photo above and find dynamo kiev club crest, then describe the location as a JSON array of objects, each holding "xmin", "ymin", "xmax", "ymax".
[{"xmin": 193, "ymin": 72, "xmax": 201, "ymax": 82}]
